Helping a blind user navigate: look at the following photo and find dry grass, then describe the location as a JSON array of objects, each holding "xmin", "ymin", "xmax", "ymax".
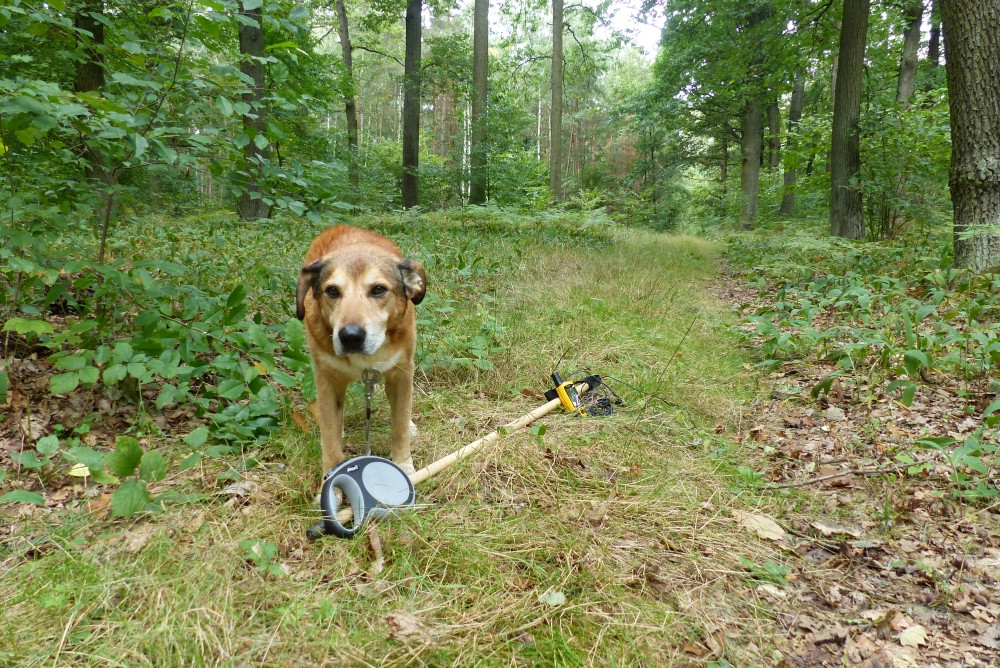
[{"xmin": 1, "ymin": 212, "xmax": 784, "ymax": 666}]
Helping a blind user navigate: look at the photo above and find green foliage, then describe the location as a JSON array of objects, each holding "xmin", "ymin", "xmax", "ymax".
[
  {"xmin": 726, "ymin": 219, "xmax": 1000, "ymax": 500},
  {"xmin": 738, "ymin": 556, "xmax": 790, "ymax": 587},
  {"xmin": 0, "ymin": 490, "xmax": 46, "ymax": 506},
  {"xmin": 239, "ymin": 538, "xmax": 284, "ymax": 576},
  {"xmin": 858, "ymin": 91, "xmax": 952, "ymax": 240}
]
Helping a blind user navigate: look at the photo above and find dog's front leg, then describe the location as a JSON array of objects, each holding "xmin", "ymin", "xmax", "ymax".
[
  {"xmin": 384, "ymin": 365, "xmax": 415, "ymax": 474},
  {"xmin": 314, "ymin": 365, "xmax": 348, "ymax": 476}
]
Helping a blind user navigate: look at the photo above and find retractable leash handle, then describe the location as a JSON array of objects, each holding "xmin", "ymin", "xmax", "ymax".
[
  {"xmin": 307, "ymin": 381, "xmax": 592, "ymax": 540},
  {"xmin": 314, "ymin": 456, "xmax": 416, "ymax": 539}
]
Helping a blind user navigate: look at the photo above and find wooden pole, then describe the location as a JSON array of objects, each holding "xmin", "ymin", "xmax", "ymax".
[{"xmin": 332, "ymin": 383, "xmax": 590, "ymax": 527}]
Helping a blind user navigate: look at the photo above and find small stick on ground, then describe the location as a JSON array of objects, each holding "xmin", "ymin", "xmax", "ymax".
[{"xmin": 767, "ymin": 462, "xmax": 929, "ymax": 489}]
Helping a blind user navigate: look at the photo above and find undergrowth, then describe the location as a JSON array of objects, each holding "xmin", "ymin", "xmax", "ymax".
[
  {"xmin": 724, "ymin": 218, "xmax": 1000, "ymax": 501},
  {"xmin": 1, "ymin": 208, "xmax": 781, "ymax": 666}
]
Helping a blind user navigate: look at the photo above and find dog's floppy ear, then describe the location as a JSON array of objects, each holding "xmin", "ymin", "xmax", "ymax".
[
  {"xmin": 398, "ymin": 258, "xmax": 426, "ymax": 305},
  {"xmin": 295, "ymin": 259, "xmax": 326, "ymax": 320}
]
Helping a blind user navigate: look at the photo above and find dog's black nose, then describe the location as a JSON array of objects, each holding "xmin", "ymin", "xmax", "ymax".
[{"xmin": 338, "ymin": 325, "xmax": 366, "ymax": 352}]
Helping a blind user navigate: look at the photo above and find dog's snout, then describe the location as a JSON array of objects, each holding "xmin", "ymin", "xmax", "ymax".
[{"xmin": 338, "ymin": 325, "xmax": 367, "ymax": 352}]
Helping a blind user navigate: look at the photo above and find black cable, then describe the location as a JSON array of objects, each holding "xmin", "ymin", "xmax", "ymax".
[{"xmin": 602, "ymin": 374, "xmax": 695, "ymax": 425}]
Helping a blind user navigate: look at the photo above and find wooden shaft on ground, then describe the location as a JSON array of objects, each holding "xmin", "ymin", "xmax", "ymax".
[{"xmin": 334, "ymin": 383, "xmax": 590, "ymax": 527}]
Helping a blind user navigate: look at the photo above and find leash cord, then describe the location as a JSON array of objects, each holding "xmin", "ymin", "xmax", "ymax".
[
  {"xmin": 362, "ymin": 368, "xmax": 381, "ymax": 456},
  {"xmin": 567, "ymin": 370, "xmax": 695, "ymax": 424}
]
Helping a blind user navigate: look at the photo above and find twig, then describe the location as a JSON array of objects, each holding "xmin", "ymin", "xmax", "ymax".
[
  {"xmin": 352, "ymin": 44, "xmax": 403, "ymax": 67},
  {"xmin": 776, "ymin": 522, "xmax": 841, "ymax": 552},
  {"xmin": 564, "ymin": 24, "xmax": 594, "ymax": 66},
  {"xmin": 767, "ymin": 462, "xmax": 928, "ymax": 489}
]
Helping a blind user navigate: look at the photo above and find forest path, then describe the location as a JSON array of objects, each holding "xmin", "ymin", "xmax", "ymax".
[{"xmin": 9, "ymin": 217, "xmax": 995, "ymax": 666}]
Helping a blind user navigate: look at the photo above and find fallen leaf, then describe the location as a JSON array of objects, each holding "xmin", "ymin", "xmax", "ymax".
[
  {"xmin": 386, "ymin": 610, "xmax": 430, "ymax": 643},
  {"xmin": 812, "ymin": 624, "xmax": 848, "ymax": 645},
  {"xmin": 702, "ymin": 625, "xmax": 725, "ymax": 655},
  {"xmin": 125, "ymin": 524, "xmax": 157, "ymax": 553},
  {"xmin": 733, "ymin": 510, "xmax": 786, "ymax": 541},
  {"xmin": 811, "ymin": 519, "xmax": 862, "ymax": 538},
  {"xmin": 184, "ymin": 510, "xmax": 206, "ymax": 534},
  {"xmin": 538, "ymin": 590, "xmax": 566, "ymax": 606},
  {"xmin": 86, "ymin": 493, "xmax": 112, "ymax": 513},
  {"xmin": 66, "ymin": 462, "xmax": 90, "ymax": 478},
  {"xmin": 977, "ymin": 623, "xmax": 1000, "ymax": 650},
  {"xmin": 521, "ymin": 388, "xmax": 545, "ymax": 401},
  {"xmin": 825, "ymin": 406, "xmax": 846, "ymax": 421},
  {"xmin": 756, "ymin": 583, "xmax": 787, "ymax": 599},
  {"xmin": 682, "ymin": 643, "xmax": 706, "ymax": 657},
  {"xmin": 897, "ymin": 624, "xmax": 927, "ymax": 648},
  {"xmin": 216, "ymin": 480, "xmax": 257, "ymax": 498}
]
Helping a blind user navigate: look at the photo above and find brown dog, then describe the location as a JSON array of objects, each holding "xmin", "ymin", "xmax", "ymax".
[{"xmin": 295, "ymin": 225, "xmax": 426, "ymax": 477}]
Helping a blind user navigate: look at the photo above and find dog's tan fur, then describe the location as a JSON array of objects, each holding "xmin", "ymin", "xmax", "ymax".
[{"xmin": 296, "ymin": 225, "xmax": 426, "ymax": 476}]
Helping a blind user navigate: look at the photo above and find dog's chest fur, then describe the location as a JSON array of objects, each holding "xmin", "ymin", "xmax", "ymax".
[{"xmin": 314, "ymin": 347, "xmax": 404, "ymax": 380}]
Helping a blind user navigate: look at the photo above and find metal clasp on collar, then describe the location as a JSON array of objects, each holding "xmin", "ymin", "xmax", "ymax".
[{"xmin": 361, "ymin": 368, "xmax": 381, "ymax": 456}]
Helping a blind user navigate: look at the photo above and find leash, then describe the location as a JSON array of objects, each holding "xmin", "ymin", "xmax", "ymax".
[
  {"xmin": 361, "ymin": 368, "xmax": 380, "ymax": 456},
  {"xmin": 308, "ymin": 378, "xmax": 595, "ymax": 539}
]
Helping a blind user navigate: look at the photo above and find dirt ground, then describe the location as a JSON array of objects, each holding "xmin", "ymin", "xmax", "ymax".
[{"xmin": 713, "ymin": 271, "xmax": 1000, "ymax": 667}]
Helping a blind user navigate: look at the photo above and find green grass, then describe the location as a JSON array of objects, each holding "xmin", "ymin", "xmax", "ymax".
[{"xmin": 1, "ymin": 208, "xmax": 781, "ymax": 666}]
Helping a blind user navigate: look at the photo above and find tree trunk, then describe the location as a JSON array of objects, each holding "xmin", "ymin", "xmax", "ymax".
[
  {"xmin": 549, "ymin": 0, "xmax": 563, "ymax": 204},
  {"xmin": 335, "ymin": 0, "xmax": 359, "ymax": 193},
  {"xmin": 830, "ymin": 0, "xmax": 869, "ymax": 239},
  {"xmin": 780, "ymin": 72, "xmax": 805, "ymax": 216},
  {"xmin": 942, "ymin": 0, "xmax": 1000, "ymax": 272},
  {"xmin": 401, "ymin": 0, "xmax": 421, "ymax": 210},
  {"xmin": 766, "ymin": 100, "xmax": 780, "ymax": 169},
  {"xmin": 74, "ymin": 9, "xmax": 105, "ymax": 93},
  {"xmin": 739, "ymin": 98, "xmax": 762, "ymax": 228},
  {"xmin": 720, "ymin": 137, "xmax": 728, "ymax": 194},
  {"xmin": 928, "ymin": 0, "xmax": 941, "ymax": 67},
  {"xmin": 236, "ymin": 1, "xmax": 269, "ymax": 221},
  {"xmin": 74, "ymin": 6, "xmax": 112, "ymax": 188},
  {"xmin": 469, "ymin": 0, "xmax": 489, "ymax": 205},
  {"xmin": 896, "ymin": 1, "xmax": 924, "ymax": 105}
]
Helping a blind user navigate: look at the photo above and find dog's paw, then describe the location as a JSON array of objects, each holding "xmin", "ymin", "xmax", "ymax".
[
  {"xmin": 396, "ymin": 456, "xmax": 416, "ymax": 476},
  {"xmin": 409, "ymin": 420, "xmax": 419, "ymax": 438}
]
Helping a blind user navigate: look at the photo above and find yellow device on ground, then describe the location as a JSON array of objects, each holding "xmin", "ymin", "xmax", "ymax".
[{"xmin": 545, "ymin": 371, "xmax": 581, "ymax": 412}]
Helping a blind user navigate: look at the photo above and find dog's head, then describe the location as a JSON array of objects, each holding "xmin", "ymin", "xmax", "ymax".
[{"xmin": 295, "ymin": 249, "xmax": 425, "ymax": 356}]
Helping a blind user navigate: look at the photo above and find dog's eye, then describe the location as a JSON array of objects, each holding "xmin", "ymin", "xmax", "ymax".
[
  {"xmin": 324, "ymin": 285, "xmax": 341, "ymax": 299},
  {"xmin": 371, "ymin": 285, "xmax": 388, "ymax": 297}
]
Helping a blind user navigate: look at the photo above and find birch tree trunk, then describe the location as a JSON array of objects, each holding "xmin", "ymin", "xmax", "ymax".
[{"xmin": 469, "ymin": 0, "xmax": 489, "ymax": 205}]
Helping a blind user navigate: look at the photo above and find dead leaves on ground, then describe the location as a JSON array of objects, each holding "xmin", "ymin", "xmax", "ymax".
[{"xmin": 716, "ymin": 270, "xmax": 1000, "ymax": 666}]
